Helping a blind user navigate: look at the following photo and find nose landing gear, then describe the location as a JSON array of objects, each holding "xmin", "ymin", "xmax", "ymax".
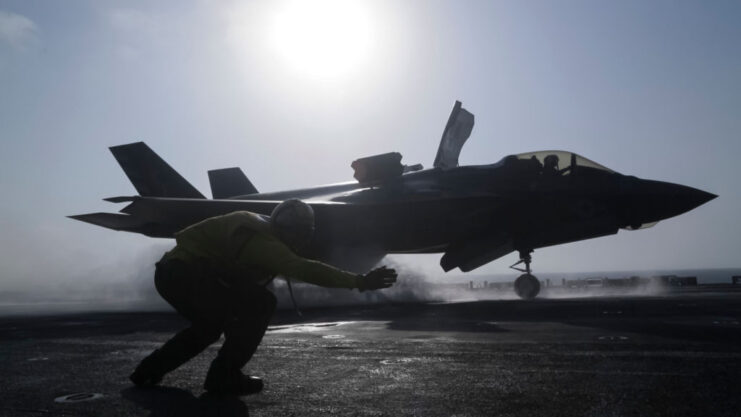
[{"xmin": 511, "ymin": 250, "xmax": 540, "ymax": 299}]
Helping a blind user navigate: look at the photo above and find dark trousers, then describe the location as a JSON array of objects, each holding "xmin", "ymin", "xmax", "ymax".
[{"xmin": 138, "ymin": 259, "xmax": 277, "ymax": 383}]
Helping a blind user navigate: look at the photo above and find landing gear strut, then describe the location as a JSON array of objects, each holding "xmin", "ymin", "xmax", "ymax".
[{"xmin": 510, "ymin": 250, "xmax": 540, "ymax": 300}]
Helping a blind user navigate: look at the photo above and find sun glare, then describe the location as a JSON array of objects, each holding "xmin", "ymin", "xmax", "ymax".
[{"xmin": 268, "ymin": 0, "xmax": 373, "ymax": 80}]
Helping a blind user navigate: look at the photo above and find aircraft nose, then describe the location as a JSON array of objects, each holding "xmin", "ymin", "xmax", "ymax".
[
  {"xmin": 626, "ymin": 179, "xmax": 717, "ymax": 226},
  {"xmin": 654, "ymin": 182, "xmax": 716, "ymax": 216},
  {"xmin": 684, "ymin": 187, "xmax": 717, "ymax": 210}
]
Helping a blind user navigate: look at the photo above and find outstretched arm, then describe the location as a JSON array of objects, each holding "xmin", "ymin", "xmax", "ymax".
[
  {"xmin": 238, "ymin": 234, "xmax": 357, "ymax": 289},
  {"xmin": 238, "ymin": 234, "xmax": 397, "ymax": 290}
]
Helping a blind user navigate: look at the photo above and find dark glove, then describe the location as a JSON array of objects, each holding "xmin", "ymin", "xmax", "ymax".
[{"xmin": 357, "ymin": 266, "xmax": 397, "ymax": 292}]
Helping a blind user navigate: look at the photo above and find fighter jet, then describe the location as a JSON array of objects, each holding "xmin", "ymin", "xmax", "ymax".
[{"xmin": 70, "ymin": 101, "xmax": 716, "ymax": 299}]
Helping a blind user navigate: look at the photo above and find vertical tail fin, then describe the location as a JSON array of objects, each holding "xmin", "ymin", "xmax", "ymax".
[
  {"xmin": 109, "ymin": 142, "xmax": 205, "ymax": 199},
  {"xmin": 208, "ymin": 167, "xmax": 258, "ymax": 199}
]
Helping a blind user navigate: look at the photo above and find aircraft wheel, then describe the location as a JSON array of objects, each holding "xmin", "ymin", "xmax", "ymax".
[{"xmin": 515, "ymin": 274, "xmax": 540, "ymax": 299}]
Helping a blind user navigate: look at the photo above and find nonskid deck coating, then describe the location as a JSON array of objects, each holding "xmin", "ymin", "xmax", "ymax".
[{"xmin": 1, "ymin": 290, "xmax": 741, "ymax": 416}]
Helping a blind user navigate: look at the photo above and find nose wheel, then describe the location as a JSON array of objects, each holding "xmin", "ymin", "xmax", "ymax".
[{"xmin": 510, "ymin": 250, "xmax": 540, "ymax": 299}]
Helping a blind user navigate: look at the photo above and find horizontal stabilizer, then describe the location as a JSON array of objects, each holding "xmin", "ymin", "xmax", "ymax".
[
  {"xmin": 68, "ymin": 213, "xmax": 149, "ymax": 231},
  {"xmin": 208, "ymin": 167, "xmax": 258, "ymax": 199},
  {"xmin": 103, "ymin": 196, "xmax": 138, "ymax": 203},
  {"xmin": 110, "ymin": 142, "xmax": 205, "ymax": 199}
]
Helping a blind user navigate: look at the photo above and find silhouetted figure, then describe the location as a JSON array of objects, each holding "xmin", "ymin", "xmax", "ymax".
[
  {"xmin": 130, "ymin": 199, "xmax": 397, "ymax": 396},
  {"xmin": 543, "ymin": 154, "xmax": 560, "ymax": 176}
]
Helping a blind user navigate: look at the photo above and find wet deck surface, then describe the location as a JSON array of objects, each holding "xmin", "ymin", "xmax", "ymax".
[{"xmin": 2, "ymin": 289, "xmax": 741, "ymax": 416}]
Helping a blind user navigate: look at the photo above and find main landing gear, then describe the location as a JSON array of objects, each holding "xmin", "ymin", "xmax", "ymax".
[{"xmin": 510, "ymin": 250, "xmax": 540, "ymax": 300}]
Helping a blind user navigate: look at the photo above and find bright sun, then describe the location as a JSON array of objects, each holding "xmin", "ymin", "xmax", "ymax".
[{"xmin": 268, "ymin": 0, "xmax": 373, "ymax": 80}]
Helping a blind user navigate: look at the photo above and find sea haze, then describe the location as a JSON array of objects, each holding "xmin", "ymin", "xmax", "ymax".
[{"xmin": 0, "ymin": 267, "xmax": 738, "ymax": 316}]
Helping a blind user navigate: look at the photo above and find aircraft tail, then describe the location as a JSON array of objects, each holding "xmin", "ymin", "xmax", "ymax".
[
  {"xmin": 109, "ymin": 142, "xmax": 205, "ymax": 199},
  {"xmin": 208, "ymin": 167, "xmax": 258, "ymax": 199}
]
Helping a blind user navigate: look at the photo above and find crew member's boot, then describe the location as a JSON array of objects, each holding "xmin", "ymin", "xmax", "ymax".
[
  {"xmin": 129, "ymin": 349, "xmax": 167, "ymax": 387},
  {"xmin": 203, "ymin": 301, "xmax": 275, "ymax": 395},
  {"xmin": 204, "ymin": 357, "xmax": 264, "ymax": 396}
]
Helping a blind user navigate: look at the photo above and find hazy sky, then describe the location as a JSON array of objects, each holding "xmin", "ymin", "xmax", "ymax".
[{"xmin": 1, "ymin": 0, "xmax": 739, "ymax": 292}]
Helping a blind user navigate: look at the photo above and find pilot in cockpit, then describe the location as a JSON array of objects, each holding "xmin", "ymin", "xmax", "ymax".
[{"xmin": 543, "ymin": 154, "xmax": 560, "ymax": 176}]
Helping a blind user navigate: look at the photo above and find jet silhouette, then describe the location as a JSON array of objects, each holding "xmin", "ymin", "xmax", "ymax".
[{"xmin": 70, "ymin": 102, "xmax": 716, "ymax": 299}]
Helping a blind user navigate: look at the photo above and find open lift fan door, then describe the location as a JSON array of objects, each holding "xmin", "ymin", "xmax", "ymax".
[{"xmin": 433, "ymin": 100, "xmax": 474, "ymax": 169}]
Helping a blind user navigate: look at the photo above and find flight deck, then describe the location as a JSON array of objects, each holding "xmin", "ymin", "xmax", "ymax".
[{"xmin": 2, "ymin": 288, "xmax": 740, "ymax": 416}]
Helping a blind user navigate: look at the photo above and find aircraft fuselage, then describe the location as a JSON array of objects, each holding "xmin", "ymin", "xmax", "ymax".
[{"xmin": 87, "ymin": 153, "xmax": 713, "ymax": 274}]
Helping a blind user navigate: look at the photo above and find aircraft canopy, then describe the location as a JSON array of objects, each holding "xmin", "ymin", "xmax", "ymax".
[{"xmin": 509, "ymin": 150, "xmax": 616, "ymax": 175}]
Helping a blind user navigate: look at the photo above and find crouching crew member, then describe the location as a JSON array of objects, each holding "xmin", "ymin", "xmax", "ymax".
[{"xmin": 130, "ymin": 199, "xmax": 397, "ymax": 396}]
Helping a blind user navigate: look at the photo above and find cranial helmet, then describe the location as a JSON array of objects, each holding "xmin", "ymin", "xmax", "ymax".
[
  {"xmin": 544, "ymin": 154, "xmax": 559, "ymax": 167},
  {"xmin": 270, "ymin": 199, "xmax": 315, "ymax": 250}
]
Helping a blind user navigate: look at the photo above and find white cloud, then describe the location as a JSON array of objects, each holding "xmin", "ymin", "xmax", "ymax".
[{"xmin": 0, "ymin": 10, "xmax": 38, "ymax": 50}]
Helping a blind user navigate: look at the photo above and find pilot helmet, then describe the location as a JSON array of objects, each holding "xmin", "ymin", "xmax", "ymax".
[
  {"xmin": 270, "ymin": 199, "xmax": 315, "ymax": 251},
  {"xmin": 544, "ymin": 154, "xmax": 559, "ymax": 168}
]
